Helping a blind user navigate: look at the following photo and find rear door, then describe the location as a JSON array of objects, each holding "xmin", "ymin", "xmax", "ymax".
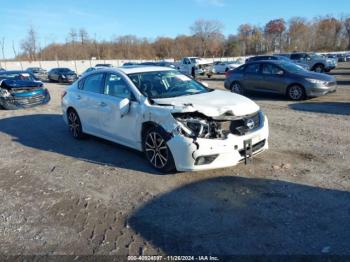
[
  {"xmin": 242, "ymin": 63, "xmax": 263, "ymax": 91},
  {"xmin": 75, "ymin": 73, "xmax": 106, "ymax": 135}
]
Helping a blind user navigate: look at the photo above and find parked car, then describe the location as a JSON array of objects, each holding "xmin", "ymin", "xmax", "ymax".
[
  {"xmin": 26, "ymin": 67, "xmax": 49, "ymax": 81},
  {"xmin": 95, "ymin": 63, "xmax": 113, "ymax": 67},
  {"xmin": 224, "ymin": 60, "xmax": 337, "ymax": 100},
  {"xmin": 122, "ymin": 62, "xmax": 139, "ymax": 66},
  {"xmin": 80, "ymin": 67, "xmax": 105, "ymax": 78},
  {"xmin": 140, "ymin": 61, "xmax": 177, "ymax": 69},
  {"xmin": 0, "ymin": 71, "xmax": 50, "ymax": 109},
  {"xmin": 249, "ymin": 55, "xmax": 310, "ymax": 70},
  {"xmin": 213, "ymin": 61, "xmax": 243, "ymax": 74},
  {"xmin": 48, "ymin": 68, "xmax": 78, "ymax": 83},
  {"xmin": 281, "ymin": 52, "xmax": 336, "ymax": 73},
  {"xmin": 336, "ymin": 54, "xmax": 347, "ymax": 62},
  {"xmin": 178, "ymin": 57, "xmax": 213, "ymax": 78},
  {"xmin": 62, "ymin": 67, "xmax": 268, "ymax": 172}
]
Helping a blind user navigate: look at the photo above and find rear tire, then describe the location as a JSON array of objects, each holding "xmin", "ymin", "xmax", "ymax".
[
  {"xmin": 143, "ymin": 127, "xmax": 176, "ymax": 173},
  {"xmin": 67, "ymin": 109, "xmax": 85, "ymax": 139},
  {"xmin": 287, "ymin": 85, "xmax": 305, "ymax": 100},
  {"xmin": 230, "ymin": 81, "xmax": 244, "ymax": 95}
]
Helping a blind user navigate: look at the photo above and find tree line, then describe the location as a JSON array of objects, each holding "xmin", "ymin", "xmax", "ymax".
[{"xmin": 10, "ymin": 15, "xmax": 350, "ymax": 61}]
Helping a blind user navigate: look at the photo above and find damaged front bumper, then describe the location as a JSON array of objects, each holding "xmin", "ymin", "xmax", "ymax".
[
  {"xmin": 0, "ymin": 89, "xmax": 50, "ymax": 109},
  {"xmin": 167, "ymin": 115, "xmax": 269, "ymax": 171}
]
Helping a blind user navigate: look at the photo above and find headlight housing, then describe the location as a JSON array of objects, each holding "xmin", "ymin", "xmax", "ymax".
[
  {"xmin": 177, "ymin": 118, "xmax": 210, "ymax": 138},
  {"xmin": 306, "ymin": 78, "xmax": 324, "ymax": 84}
]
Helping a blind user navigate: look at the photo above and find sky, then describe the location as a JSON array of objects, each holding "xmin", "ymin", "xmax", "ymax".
[{"xmin": 0, "ymin": 0, "xmax": 349, "ymax": 58}]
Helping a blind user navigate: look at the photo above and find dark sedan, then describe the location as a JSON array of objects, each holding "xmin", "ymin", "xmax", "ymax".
[
  {"xmin": 224, "ymin": 61, "xmax": 337, "ymax": 100},
  {"xmin": 48, "ymin": 68, "xmax": 78, "ymax": 83},
  {"xmin": 0, "ymin": 71, "xmax": 50, "ymax": 109}
]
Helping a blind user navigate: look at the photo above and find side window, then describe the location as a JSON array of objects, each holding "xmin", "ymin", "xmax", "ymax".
[
  {"xmin": 262, "ymin": 64, "xmax": 282, "ymax": 75},
  {"xmin": 184, "ymin": 58, "xmax": 190, "ymax": 64},
  {"xmin": 291, "ymin": 54, "xmax": 301, "ymax": 60},
  {"xmin": 82, "ymin": 73, "xmax": 104, "ymax": 93},
  {"xmin": 245, "ymin": 63, "xmax": 260, "ymax": 73},
  {"xmin": 104, "ymin": 73, "xmax": 134, "ymax": 100}
]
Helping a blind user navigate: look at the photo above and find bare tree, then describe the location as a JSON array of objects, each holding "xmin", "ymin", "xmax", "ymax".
[
  {"xmin": 20, "ymin": 26, "xmax": 38, "ymax": 61},
  {"xmin": 344, "ymin": 17, "xmax": 350, "ymax": 49},
  {"xmin": 79, "ymin": 28, "xmax": 89, "ymax": 45},
  {"xmin": 0, "ymin": 37, "xmax": 5, "ymax": 68},
  {"xmin": 190, "ymin": 19, "xmax": 224, "ymax": 57}
]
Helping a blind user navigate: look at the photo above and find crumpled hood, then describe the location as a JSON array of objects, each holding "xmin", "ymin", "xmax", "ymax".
[
  {"xmin": 153, "ymin": 90, "xmax": 260, "ymax": 117},
  {"xmin": 0, "ymin": 79, "xmax": 43, "ymax": 90}
]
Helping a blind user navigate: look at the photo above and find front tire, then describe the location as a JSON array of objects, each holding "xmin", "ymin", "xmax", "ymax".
[
  {"xmin": 313, "ymin": 64, "xmax": 324, "ymax": 73},
  {"xmin": 67, "ymin": 109, "xmax": 85, "ymax": 139},
  {"xmin": 143, "ymin": 127, "xmax": 176, "ymax": 173},
  {"xmin": 287, "ymin": 85, "xmax": 305, "ymax": 100}
]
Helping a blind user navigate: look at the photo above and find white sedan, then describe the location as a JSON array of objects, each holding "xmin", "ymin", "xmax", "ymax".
[
  {"xmin": 61, "ymin": 66, "xmax": 268, "ymax": 172},
  {"xmin": 213, "ymin": 61, "xmax": 243, "ymax": 74}
]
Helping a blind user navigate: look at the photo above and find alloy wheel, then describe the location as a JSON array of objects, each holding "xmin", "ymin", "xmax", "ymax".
[
  {"xmin": 145, "ymin": 132, "xmax": 169, "ymax": 169},
  {"xmin": 288, "ymin": 86, "xmax": 303, "ymax": 100},
  {"xmin": 231, "ymin": 82, "xmax": 243, "ymax": 94},
  {"xmin": 68, "ymin": 111, "xmax": 80, "ymax": 138}
]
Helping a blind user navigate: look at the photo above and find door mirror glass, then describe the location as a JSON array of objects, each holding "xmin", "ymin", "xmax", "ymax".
[{"xmin": 119, "ymin": 98, "xmax": 130, "ymax": 118}]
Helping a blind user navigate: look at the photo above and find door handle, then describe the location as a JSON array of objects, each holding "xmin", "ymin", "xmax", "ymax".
[
  {"xmin": 76, "ymin": 95, "xmax": 81, "ymax": 100},
  {"xmin": 99, "ymin": 102, "xmax": 107, "ymax": 107}
]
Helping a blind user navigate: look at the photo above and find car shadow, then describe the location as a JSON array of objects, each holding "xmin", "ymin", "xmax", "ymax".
[
  {"xmin": 244, "ymin": 91, "xmax": 289, "ymax": 101},
  {"xmin": 129, "ymin": 176, "xmax": 350, "ymax": 255},
  {"xmin": 0, "ymin": 114, "xmax": 161, "ymax": 175},
  {"xmin": 289, "ymin": 102, "xmax": 350, "ymax": 116}
]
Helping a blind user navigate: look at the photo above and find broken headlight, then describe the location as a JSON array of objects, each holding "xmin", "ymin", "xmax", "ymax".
[{"xmin": 177, "ymin": 118, "xmax": 210, "ymax": 138}]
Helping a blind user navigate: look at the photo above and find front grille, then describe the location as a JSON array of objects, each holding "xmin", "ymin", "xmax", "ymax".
[
  {"xmin": 239, "ymin": 139, "xmax": 266, "ymax": 157},
  {"xmin": 13, "ymin": 94, "xmax": 46, "ymax": 107},
  {"xmin": 219, "ymin": 112, "xmax": 261, "ymax": 136}
]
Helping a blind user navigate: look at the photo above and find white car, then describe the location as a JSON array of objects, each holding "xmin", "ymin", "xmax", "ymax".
[
  {"xmin": 61, "ymin": 66, "xmax": 269, "ymax": 172},
  {"xmin": 213, "ymin": 61, "xmax": 243, "ymax": 74}
]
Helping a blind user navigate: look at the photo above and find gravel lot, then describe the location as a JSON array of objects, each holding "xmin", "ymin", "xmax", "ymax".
[{"xmin": 0, "ymin": 63, "xmax": 349, "ymax": 256}]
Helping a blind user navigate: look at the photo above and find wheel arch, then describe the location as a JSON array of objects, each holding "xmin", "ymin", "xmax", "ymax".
[
  {"xmin": 311, "ymin": 63, "xmax": 325, "ymax": 71},
  {"xmin": 141, "ymin": 121, "xmax": 173, "ymax": 144}
]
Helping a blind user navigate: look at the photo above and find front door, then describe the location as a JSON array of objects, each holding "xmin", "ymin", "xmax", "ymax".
[{"xmin": 98, "ymin": 72, "xmax": 142, "ymax": 149}]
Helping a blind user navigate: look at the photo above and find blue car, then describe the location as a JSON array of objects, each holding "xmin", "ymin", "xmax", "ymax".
[{"xmin": 0, "ymin": 71, "xmax": 50, "ymax": 109}]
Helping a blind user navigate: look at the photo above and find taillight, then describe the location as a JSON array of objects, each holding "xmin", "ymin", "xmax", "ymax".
[
  {"xmin": 61, "ymin": 91, "xmax": 67, "ymax": 99},
  {"xmin": 225, "ymin": 69, "xmax": 235, "ymax": 78}
]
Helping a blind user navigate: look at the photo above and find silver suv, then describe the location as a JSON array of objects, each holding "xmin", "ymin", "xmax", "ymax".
[{"xmin": 281, "ymin": 53, "xmax": 336, "ymax": 73}]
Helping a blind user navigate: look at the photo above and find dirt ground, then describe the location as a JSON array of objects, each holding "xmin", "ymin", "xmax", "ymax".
[{"xmin": 0, "ymin": 63, "xmax": 349, "ymax": 256}]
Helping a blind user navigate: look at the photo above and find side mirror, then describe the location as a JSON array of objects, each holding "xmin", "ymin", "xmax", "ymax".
[
  {"xmin": 201, "ymin": 82, "xmax": 209, "ymax": 88},
  {"xmin": 119, "ymin": 98, "xmax": 130, "ymax": 118},
  {"xmin": 276, "ymin": 70, "xmax": 284, "ymax": 75}
]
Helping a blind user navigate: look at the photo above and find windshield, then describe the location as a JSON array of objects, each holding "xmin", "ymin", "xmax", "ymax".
[
  {"xmin": 128, "ymin": 70, "xmax": 210, "ymax": 99},
  {"xmin": 279, "ymin": 62, "xmax": 306, "ymax": 74},
  {"xmin": 309, "ymin": 53, "xmax": 323, "ymax": 59},
  {"xmin": 190, "ymin": 58, "xmax": 199, "ymax": 64},
  {"xmin": 0, "ymin": 72, "xmax": 35, "ymax": 81}
]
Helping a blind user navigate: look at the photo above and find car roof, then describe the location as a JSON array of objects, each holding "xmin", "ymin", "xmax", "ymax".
[
  {"xmin": 246, "ymin": 60, "xmax": 287, "ymax": 65},
  {"xmin": 117, "ymin": 66, "xmax": 175, "ymax": 74}
]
